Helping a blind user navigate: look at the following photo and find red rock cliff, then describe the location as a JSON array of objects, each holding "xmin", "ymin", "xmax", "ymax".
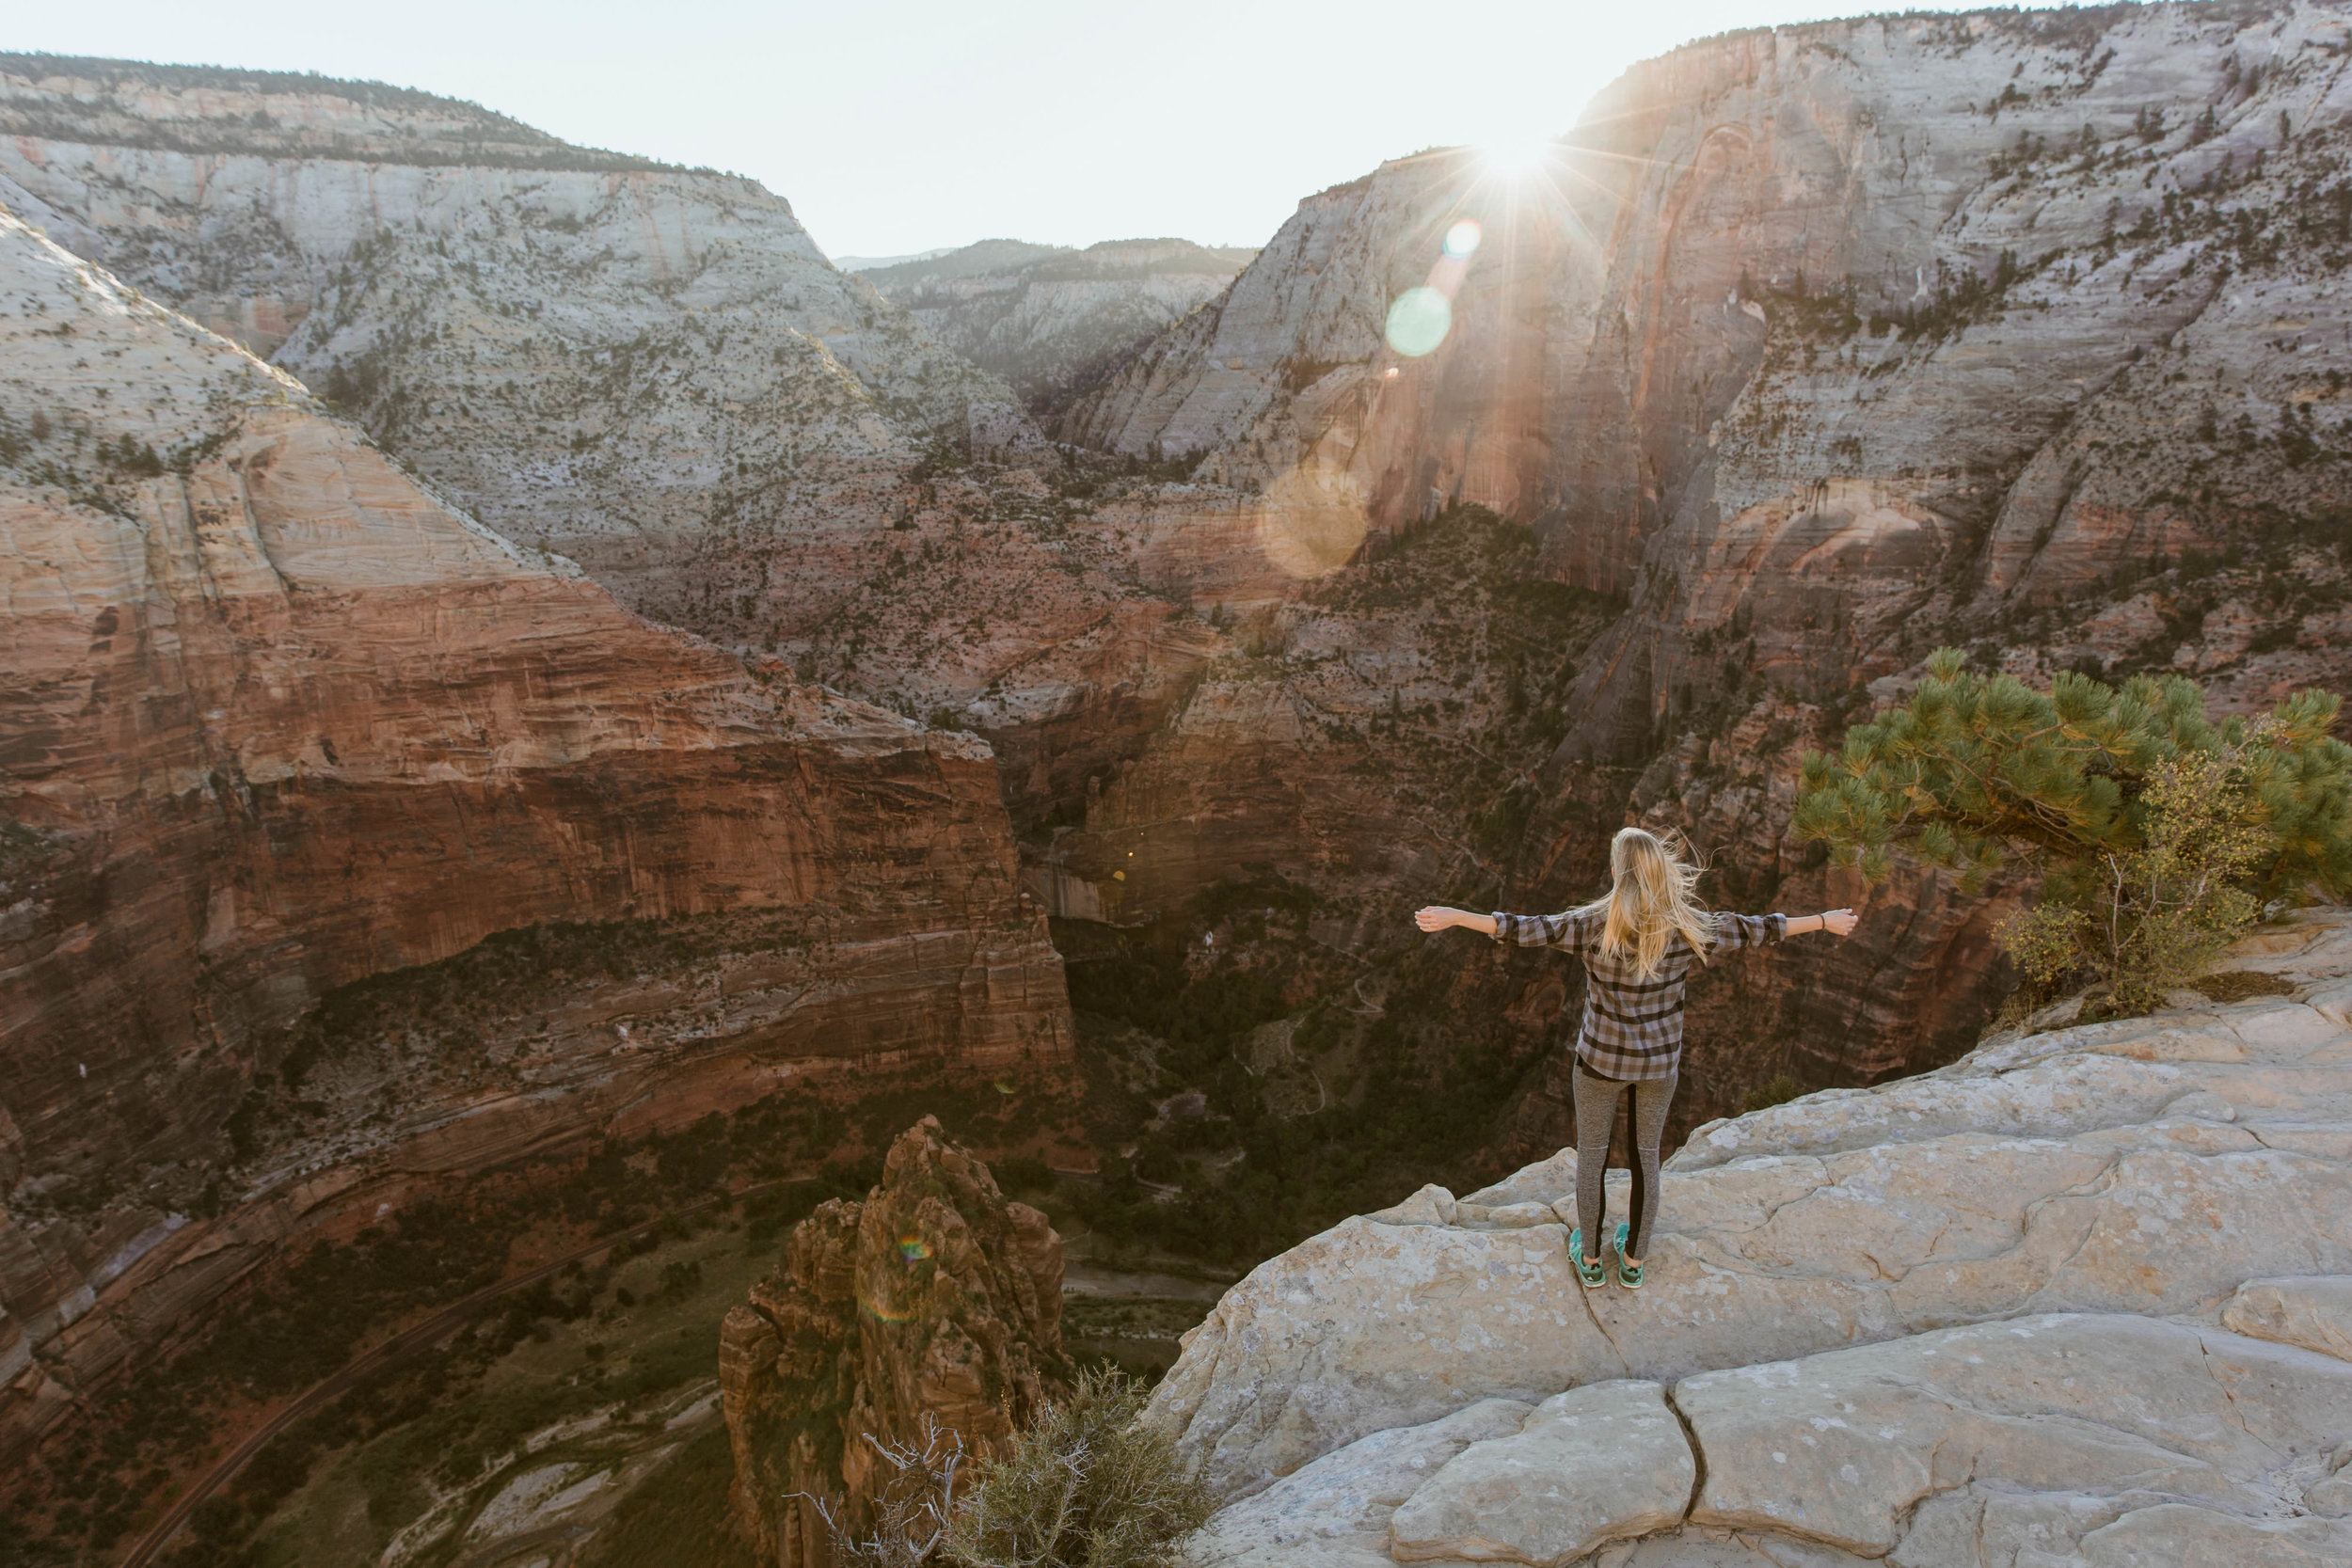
[{"xmin": 0, "ymin": 206, "xmax": 1072, "ymax": 1465}]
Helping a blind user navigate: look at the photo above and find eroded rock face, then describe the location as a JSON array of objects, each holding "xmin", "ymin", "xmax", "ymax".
[
  {"xmin": 1073, "ymin": 7, "xmax": 2352, "ymax": 716},
  {"xmin": 1057, "ymin": 3, "xmax": 2352, "ymax": 1112},
  {"xmin": 0, "ymin": 206, "xmax": 1071, "ymax": 1464},
  {"xmin": 1156, "ymin": 911, "xmax": 2352, "ymax": 1564},
  {"xmin": 0, "ymin": 52, "xmax": 1043, "ymax": 644},
  {"xmin": 859, "ymin": 239, "xmax": 1257, "ymax": 417},
  {"xmin": 718, "ymin": 1118, "xmax": 1069, "ymax": 1564},
  {"xmin": 0, "ymin": 58, "xmax": 1283, "ymax": 836}
]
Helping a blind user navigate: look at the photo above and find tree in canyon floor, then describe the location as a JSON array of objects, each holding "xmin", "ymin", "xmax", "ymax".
[{"xmin": 1793, "ymin": 648, "xmax": 2352, "ymax": 1014}]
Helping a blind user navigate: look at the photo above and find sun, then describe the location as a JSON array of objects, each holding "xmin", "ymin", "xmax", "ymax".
[{"xmin": 1479, "ymin": 135, "xmax": 1553, "ymax": 181}]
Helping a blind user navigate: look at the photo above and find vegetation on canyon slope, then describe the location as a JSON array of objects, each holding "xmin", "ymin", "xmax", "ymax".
[
  {"xmin": 3, "ymin": 1091, "xmax": 886, "ymax": 1568},
  {"xmin": 1796, "ymin": 651, "xmax": 2352, "ymax": 1011},
  {"xmin": 1055, "ymin": 894, "xmax": 1555, "ymax": 1271}
]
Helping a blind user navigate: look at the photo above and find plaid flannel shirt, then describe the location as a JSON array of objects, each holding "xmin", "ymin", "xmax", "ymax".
[{"xmin": 1491, "ymin": 907, "xmax": 1788, "ymax": 1081}]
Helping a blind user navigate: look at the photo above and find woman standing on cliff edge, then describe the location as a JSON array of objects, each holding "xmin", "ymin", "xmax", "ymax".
[{"xmin": 1415, "ymin": 827, "xmax": 1857, "ymax": 1291}]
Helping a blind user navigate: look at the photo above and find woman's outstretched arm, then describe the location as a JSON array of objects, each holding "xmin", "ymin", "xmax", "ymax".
[
  {"xmin": 1791, "ymin": 910, "xmax": 1859, "ymax": 936},
  {"xmin": 1414, "ymin": 906, "xmax": 1497, "ymax": 936},
  {"xmin": 1715, "ymin": 909, "xmax": 1860, "ymax": 948}
]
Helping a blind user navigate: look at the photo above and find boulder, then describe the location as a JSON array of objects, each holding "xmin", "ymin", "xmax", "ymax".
[
  {"xmin": 1191, "ymin": 1400, "xmax": 1531, "ymax": 1568},
  {"xmin": 2220, "ymin": 1275, "xmax": 2352, "ymax": 1363},
  {"xmin": 1368, "ymin": 1186, "xmax": 1459, "ymax": 1228},
  {"xmin": 1459, "ymin": 1152, "xmax": 1578, "ymax": 1210}
]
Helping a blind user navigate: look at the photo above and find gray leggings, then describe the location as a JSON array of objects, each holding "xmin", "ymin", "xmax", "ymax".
[{"xmin": 1573, "ymin": 1062, "xmax": 1678, "ymax": 1261}]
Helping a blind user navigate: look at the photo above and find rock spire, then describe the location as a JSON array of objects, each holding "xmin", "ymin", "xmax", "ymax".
[{"xmin": 718, "ymin": 1118, "xmax": 1070, "ymax": 1564}]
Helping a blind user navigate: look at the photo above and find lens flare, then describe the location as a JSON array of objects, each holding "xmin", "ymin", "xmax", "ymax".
[
  {"xmin": 1385, "ymin": 287, "xmax": 1453, "ymax": 357},
  {"xmin": 1442, "ymin": 219, "xmax": 1482, "ymax": 259},
  {"xmin": 897, "ymin": 1231, "xmax": 930, "ymax": 1264}
]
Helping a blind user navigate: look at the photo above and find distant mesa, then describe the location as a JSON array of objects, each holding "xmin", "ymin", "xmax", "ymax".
[
  {"xmin": 0, "ymin": 51, "xmax": 675, "ymax": 171},
  {"xmin": 856, "ymin": 236, "xmax": 1259, "ymax": 415},
  {"xmin": 833, "ymin": 246, "xmax": 961, "ymax": 272}
]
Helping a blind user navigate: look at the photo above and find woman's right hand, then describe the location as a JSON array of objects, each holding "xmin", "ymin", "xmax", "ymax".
[{"xmin": 1821, "ymin": 909, "xmax": 1858, "ymax": 937}]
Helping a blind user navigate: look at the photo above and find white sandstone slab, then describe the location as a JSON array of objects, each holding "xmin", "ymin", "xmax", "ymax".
[
  {"xmin": 1388, "ymin": 1381, "xmax": 1693, "ymax": 1566},
  {"xmin": 1165, "ymin": 916, "xmax": 2352, "ymax": 1564},
  {"xmin": 1677, "ymin": 1313, "xmax": 2352, "ymax": 1558},
  {"xmin": 1188, "ymin": 1399, "xmax": 1531, "ymax": 1567},
  {"xmin": 2220, "ymin": 1275, "xmax": 2352, "ymax": 1362}
]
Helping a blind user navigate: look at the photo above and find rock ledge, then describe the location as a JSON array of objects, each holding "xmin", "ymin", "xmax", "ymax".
[{"xmin": 1171, "ymin": 913, "xmax": 2352, "ymax": 1567}]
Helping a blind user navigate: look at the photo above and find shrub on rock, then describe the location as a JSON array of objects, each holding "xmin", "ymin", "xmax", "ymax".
[
  {"xmin": 946, "ymin": 1367, "xmax": 1213, "ymax": 1568},
  {"xmin": 1795, "ymin": 648, "xmax": 2352, "ymax": 1011}
]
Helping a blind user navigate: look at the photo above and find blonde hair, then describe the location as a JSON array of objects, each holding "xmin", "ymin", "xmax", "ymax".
[{"xmin": 1577, "ymin": 828, "xmax": 1714, "ymax": 981}]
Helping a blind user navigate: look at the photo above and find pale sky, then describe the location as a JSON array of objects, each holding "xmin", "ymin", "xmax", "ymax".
[{"xmin": 12, "ymin": 1, "xmax": 1989, "ymax": 260}]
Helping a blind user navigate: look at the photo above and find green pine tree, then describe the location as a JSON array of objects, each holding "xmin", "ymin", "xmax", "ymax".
[{"xmin": 1792, "ymin": 648, "xmax": 2352, "ymax": 1008}]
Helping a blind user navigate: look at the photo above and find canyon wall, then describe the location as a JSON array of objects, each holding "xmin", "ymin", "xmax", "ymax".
[
  {"xmin": 860, "ymin": 238, "xmax": 1257, "ymax": 416},
  {"xmin": 1057, "ymin": 1, "xmax": 2352, "ymax": 1100},
  {"xmin": 1073, "ymin": 7, "xmax": 2352, "ymax": 696},
  {"xmin": 0, "ymin": 205, "xmax": 1071, "ymax": 1465},
  {"xmin": 0, "ymin": 57, "xmax": 1266, "ymax": 825},
  {"xmin": 0, "ymin": 52, "xmax": 1041, "ymax": 642}
]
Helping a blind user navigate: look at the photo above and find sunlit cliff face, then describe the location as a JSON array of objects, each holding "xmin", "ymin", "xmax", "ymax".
[
  {"xmin": 1077, "ymin": 3, "xmax": 2352, "ymax": 761},
  {"xmin": 1168, "ymin": 141, "xmax": 1592, "ymax": 594}
]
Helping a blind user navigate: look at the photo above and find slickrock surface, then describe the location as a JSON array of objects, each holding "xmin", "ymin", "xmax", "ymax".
[
  {"xmin": 0, "ymin": 207, "xmax": 1070, "ymax": 1463},
  {"xmin": 718, "ymin": 1118, "xmax": 1069, "ymax": 1566},
  {"xmin": 860, "ymin": 238, "xmax": 1257, "ymax": 416},
  {"xmin": 1167, "ymin": 912, "xmax": 2352, "ymax": 1565}
]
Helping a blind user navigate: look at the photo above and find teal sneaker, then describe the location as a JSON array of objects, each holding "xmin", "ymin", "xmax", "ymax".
[
  {"xmin": 1566, "ymin": 1228, "xmax": 1606, "ymax": 1290},
  {"xmin": 1613, "ymin": 1223, "xmax": 1644, "ymax": 1291}
]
